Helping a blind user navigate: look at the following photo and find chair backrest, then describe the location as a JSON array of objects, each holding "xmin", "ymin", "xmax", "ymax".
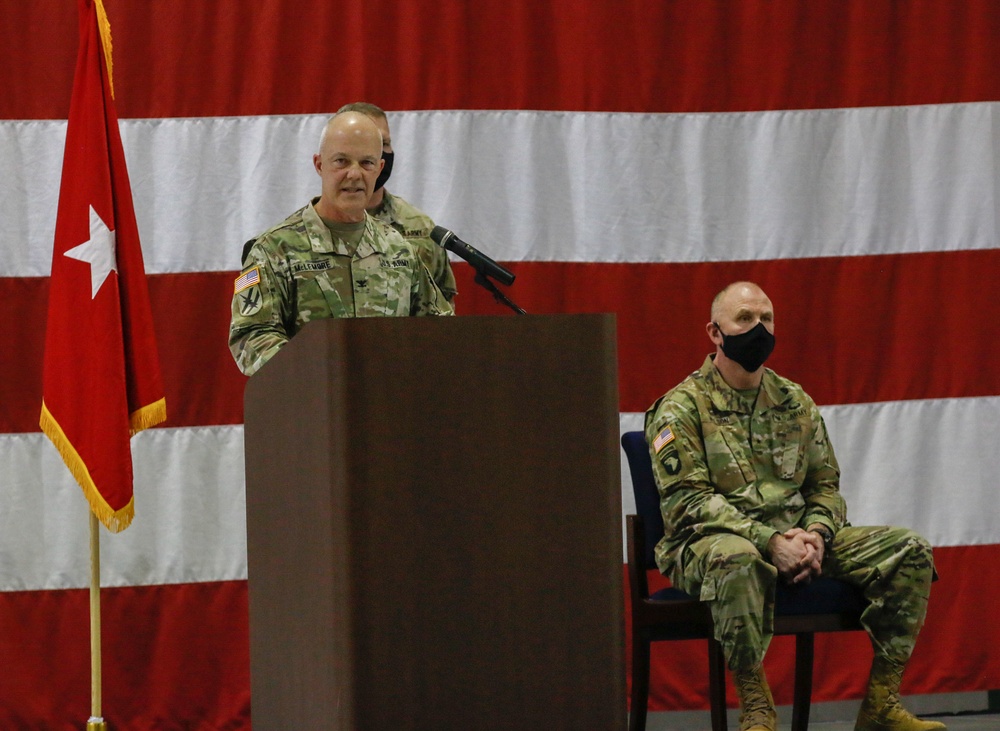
[{"xmin": 620, "ymin": 430, "xmax": 666, "ymax": 569}]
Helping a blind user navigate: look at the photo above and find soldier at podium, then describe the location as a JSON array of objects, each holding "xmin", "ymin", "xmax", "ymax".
[{"xmin": 229, "ymin": 111, "xmax": 453, "ymax": 376}]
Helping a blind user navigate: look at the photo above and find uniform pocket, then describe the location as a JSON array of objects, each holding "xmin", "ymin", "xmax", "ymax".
[
  {"xmin": 294, "ymin": 270, "xmax": 344, "ymax": 325},
  {"xmin": 714, "ymin": 426, "xmax": 756, "ymax": 488},
  {"xmin": 354, "ymin": 258, "xmax": 414, "ymax": 317},
  {"xmin": 771, "ymin": 423, "xmax": 806, "ymax": 482}
]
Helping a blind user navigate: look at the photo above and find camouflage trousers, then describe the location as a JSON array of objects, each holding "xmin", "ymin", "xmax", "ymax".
[{"xmin": 673, "ymin": 526, "xmax": 935, "ymax": 671}]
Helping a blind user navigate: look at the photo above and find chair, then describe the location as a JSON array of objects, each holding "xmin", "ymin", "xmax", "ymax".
[{"xmin": 621, "ymin": 430, "xmax": 866, "ymax": 731}]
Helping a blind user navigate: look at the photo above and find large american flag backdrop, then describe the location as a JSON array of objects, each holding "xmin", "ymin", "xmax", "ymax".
[{"xmin": 2, "ymin": 1, "xmax": 998, "ymax": 727}]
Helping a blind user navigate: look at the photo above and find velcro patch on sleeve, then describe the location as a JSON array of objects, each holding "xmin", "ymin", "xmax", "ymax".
[
  {"xmin": 234, "ymin": 266, "xmax": 260, "ymax": 293},
  {"xmin": 652, "ymin": 424, "xmax": 675, "ymax": 453}
]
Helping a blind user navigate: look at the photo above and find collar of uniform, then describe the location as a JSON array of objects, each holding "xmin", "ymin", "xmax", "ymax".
[
  {"xmin": 756, "ymin": 370, "xmax": 792, "ymax": 411},
  {"xmin": 304, "ymin": 200, "xmax": 384, "ymax": 258},
  {"xmin": 700, "ymin": 355, "xmax": 789, "ymax": 414},
  {"xmin": 700, "ymin": 356, "xmax": 746, "ymax": 413},
  {"xmin": 355, "ymin": 215, "xmax": 390, "ymax": 258}
]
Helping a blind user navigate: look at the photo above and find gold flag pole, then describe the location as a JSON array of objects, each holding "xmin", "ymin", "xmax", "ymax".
[
  {"xmin": 87, "ymin": 511, "xmax": 108, "ymax": 731},
  {"xmin": 90, "ymin": 12, "xmax": 112, "ymax": 725}
]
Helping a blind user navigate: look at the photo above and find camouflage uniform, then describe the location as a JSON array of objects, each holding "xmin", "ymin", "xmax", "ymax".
[
  {"xmin": 371, "ymin": 191, "xmax": 457, "ymax": 302},
  {"xmin": 644, "ymin": 355, "xmax": 935, "ymax": 671},
  {"xmin": 229, "ymin": 199, "xmax": 453, "ymax": 376}
]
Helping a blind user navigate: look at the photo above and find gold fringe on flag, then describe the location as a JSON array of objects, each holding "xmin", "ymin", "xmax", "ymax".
[
  {"xmin": 94, "ymin": 0, "xmax": 114, "ymax": 97},
  {"xmin": 129, "ymin": 397, "xmax": 167, "ymax": 436},
  {"xmin": 39, "ymin": 401, "xmax": 135, "ymax": 533}
]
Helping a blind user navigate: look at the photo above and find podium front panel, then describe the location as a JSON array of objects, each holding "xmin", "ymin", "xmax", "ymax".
[{"xmin": 244, "ymin": 314, "xmax": 625, "ymax": 730}]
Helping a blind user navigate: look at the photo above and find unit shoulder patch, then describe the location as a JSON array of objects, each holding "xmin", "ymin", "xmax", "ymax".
[{"xmin": 236, "ymin": 284, "xmax": 263, "ymax": 316}]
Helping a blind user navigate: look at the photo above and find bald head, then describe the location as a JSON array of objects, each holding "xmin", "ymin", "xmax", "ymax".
[
  {"xmin": 312, "ymin": 112, "xmax": 385, "ymax": 223},
  {"xmin": 711, "ymin": 281, "xmax": 771, "ymax": 324},
  {"xmin": 318, "ymin": 111, "xmax": 383, "ymax": 156}
]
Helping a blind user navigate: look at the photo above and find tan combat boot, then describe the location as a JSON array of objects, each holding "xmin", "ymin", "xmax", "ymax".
[
  {"xmin": 733, "ymin": 664, "xmax": 777, "ymax": 731},
  {"xmin": 855, "ymin": 655, "xmax": 947, "ymax": 731}
]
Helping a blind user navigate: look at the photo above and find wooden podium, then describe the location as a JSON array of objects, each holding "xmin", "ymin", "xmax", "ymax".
[{"xmin": 243, "ymin": 314, "xmax": 625, "ymax": 730}]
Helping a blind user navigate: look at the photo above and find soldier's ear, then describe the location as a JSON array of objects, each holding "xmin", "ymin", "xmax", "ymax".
[{"xmin": 706, "ymin": 321, "xmax": 722, "ymax": 344}]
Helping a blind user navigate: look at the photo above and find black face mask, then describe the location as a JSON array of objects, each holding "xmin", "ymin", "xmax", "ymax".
[
  {"xmin": 374, "ymin": 151, "xmax": 394, "ymax": 192},
  {"xmin": 714, "ymin": 321, "xmax": 775, "ymax": 372}
]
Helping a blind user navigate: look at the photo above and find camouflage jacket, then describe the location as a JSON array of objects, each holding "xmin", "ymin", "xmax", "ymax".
[
  {"xmin": 644, "ymin": 355, "xmax": 847, "ymax": 576},
  {"xmin": 229, "ymin": 200, "xmax": 453, "ymax": 376},
  {"xmin": 371, "ymin": 191, "xmax": 457, "ymax": 302}
]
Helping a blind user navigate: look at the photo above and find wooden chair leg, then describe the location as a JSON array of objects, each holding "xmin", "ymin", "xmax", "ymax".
[
  {"xmin": 629, "ymin": 631, "xmax": 651, "ymax": 731},
  {"xmin": 708, "ymin": 638, "xmax": 728, "ymax": 731},
  {"xmin": 791, "ymin": 632, "xmax": 815, "ymax": 731}
]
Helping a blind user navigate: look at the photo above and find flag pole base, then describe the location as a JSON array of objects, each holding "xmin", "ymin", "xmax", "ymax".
[{"xmin": 87, "ymin": 717, "xmax": 108, "ymax": 730}]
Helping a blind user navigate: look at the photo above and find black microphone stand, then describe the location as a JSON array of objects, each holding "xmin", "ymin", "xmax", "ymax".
[{"xmin": 473, "ymin": 271, "xmax": 526, "ymax": 315}]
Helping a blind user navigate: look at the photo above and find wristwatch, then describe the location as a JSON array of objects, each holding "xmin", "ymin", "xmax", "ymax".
[{"xmin": 811, "ymin": 526, "xmax": 834, "ymax": 553}]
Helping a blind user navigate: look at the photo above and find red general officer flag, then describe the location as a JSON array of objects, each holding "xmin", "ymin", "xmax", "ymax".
[{"xmin": 40, "ymin": 0, "xmax": 166, "ymax": 533}]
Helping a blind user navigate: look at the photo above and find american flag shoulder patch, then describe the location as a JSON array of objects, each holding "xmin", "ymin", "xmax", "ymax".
[
  {"xmin": 652, "ymin": 425, "xmax": 675, "ymax": 453},
  {"xmin": 234, "ymin": 266, "xmax": 260, "ymax": 293}
]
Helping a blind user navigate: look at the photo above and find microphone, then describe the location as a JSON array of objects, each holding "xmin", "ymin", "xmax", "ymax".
[{"xmin": 430, "ymin": 226, "xmax": 515, "ymax": 287}]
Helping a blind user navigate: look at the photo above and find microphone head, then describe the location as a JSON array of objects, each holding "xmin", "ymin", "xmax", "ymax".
[{"xmin": 430, "ymin": 225, "xmax": 450, "ymax": 245}]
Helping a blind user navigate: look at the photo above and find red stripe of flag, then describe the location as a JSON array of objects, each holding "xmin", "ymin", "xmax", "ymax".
[
  {"xmin": 4, "ymin": 0, "xmax": 1000, "ymax": 120},
  {"xmin": 39, "ymin": 0, "xmax": 166, "ymax": 533},
  {"xmin": 3, "ymin": 248, "xmax": 998, "ymax": 434}
]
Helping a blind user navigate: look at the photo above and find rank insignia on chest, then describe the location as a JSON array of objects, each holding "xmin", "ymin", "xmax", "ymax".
[{"xmin": 652, "ymin": 425, "xmax": 675, "ymax": 453}]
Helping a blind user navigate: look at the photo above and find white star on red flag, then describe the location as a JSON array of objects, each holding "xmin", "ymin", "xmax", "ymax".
[{"xmin": 64, "ymin": 205, "xmax": 117, "ymax": 299}]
